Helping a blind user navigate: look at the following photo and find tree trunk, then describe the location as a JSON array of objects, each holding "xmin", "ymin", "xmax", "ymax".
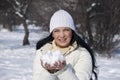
[
  {"xmin": 22, "ymin": 18, "xmax": 30, "ymax": 45},
  {"xmin": 86, "ymin": 13, "xmax": 93, "ymax": 46}
]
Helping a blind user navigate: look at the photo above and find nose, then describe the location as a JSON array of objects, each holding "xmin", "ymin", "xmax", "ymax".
[{"xmin": 59, "ymin": 31, "xmax": 65, "ymax": 38}]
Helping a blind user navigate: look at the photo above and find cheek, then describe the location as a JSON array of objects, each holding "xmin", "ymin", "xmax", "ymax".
[
  {"xmin": 66, "ymin": 32, "xmax": 72, "ymax": 39},
  {"xmin": 52, "ymin": 33, "xmax": 58, "ymax": 39}
]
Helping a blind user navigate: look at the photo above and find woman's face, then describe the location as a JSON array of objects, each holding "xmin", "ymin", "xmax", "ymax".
[{"xmin": 52, "ymin": 27, "xmax": 72, "ymax": 48}]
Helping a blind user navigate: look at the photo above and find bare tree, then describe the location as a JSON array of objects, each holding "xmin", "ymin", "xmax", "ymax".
[
  {"xmin": 80, "ymin": 0, "xmax": 120, "ymax": 55},
  {"xmin": 7, "ymin": 0, "xmax": 31, "ymax": 45}
]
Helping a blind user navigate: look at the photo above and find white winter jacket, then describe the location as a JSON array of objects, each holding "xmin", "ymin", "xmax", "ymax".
[{"xmin": 33, "ymin": 42, "xmax": 92, "ymax": 80}]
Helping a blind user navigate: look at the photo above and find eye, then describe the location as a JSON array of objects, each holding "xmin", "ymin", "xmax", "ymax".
[
  {"xmin": 53, "ymin": 29, "xmax": 59, "ymax": 33},
  {"xmin": 64, "ymin": 28, "xmax": 71, "ymax": 31}
]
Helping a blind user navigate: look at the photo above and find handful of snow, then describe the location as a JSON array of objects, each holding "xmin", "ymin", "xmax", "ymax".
[{"xmin": 40, "ymin": 50, "xmax": 65, "ymax": 66}]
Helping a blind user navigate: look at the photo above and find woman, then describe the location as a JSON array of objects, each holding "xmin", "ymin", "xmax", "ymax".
[{"xmin": 33, "ymin": 9, "xmax": 98, "ymax": 80}]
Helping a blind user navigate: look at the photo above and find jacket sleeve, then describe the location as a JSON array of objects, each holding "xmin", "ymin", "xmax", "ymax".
[
  {"xmin": 56, "ymin": 48, "xmax": 92, "ymax": 80},
  {"xmin": 32, "ymin": 49, "xmax": 57, "ymax": 80},
  {"xmin": 74, "ymin": 48, "xmax": 92, "ymax": 80},
  {"xmin": 56, "ymin": 65, "xmax": 79, "ymax": 80}
]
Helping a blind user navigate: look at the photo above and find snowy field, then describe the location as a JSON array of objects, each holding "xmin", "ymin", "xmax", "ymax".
[{"xmin": 0, "ymin": 26, "xmax": 120, "ymax": 80}]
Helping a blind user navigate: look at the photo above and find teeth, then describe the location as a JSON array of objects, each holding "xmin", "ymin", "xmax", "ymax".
[{"xmin": 59, "ymin": 39, "xmax": 65, "ymax": 42}]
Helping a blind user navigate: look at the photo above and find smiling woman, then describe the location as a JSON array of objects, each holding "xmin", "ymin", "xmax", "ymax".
[{"xmin": 33, "ymin": 9, "xmax": 98, "ymax": 80}]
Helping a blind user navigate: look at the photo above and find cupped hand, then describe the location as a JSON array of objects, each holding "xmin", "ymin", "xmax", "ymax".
[{"xmin": 41, "ymin": 60, "xmax": 66, "ymax": 73}]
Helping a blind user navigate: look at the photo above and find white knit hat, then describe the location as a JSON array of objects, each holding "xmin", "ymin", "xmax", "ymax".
[{"xmin": 49, "ymin": 9, "xmax": 75, "ymax": 33}]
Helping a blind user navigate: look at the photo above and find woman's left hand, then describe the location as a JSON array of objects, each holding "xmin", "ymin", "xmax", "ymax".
[{"xmin": 53, "ymin": 60, "xmax": 66, "ymax": 70}]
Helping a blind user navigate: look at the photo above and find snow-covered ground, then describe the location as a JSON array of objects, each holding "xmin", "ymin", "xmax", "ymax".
[{"xmin": 0, "ymin": 26, "xmax": 120, "ymax": 80}]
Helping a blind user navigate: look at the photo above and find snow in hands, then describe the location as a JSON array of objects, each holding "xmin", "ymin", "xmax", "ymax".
[{"xmin": 40, "ymin": 50, "xmax": 65, "ymax": 67}]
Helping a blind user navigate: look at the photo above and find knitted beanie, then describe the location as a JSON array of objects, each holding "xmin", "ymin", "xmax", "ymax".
[{"xmin": 49, "ymin": 9, "xmax": 75, "ymax": 33}]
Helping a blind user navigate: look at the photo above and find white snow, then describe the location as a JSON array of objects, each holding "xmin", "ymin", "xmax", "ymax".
[
  {"xmin": 0, "ymin": 25, "xmax": 120, "ymax": 80},
  {"xmin": 15, "ymin": 12, "xmax": 23, "ymax": 18},
  {"xmin": 41, "ymin": 50, "xmax": 65, "ymax": 66},
  {"xmin": 96, "ymin": 55, "xmax": 120, "ymax": 80},
  {"xmin": 92, "ymin": 3, "xmax": 96, "ymax": 7}
]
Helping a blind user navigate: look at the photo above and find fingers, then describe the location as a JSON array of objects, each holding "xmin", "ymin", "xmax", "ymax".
[
  {"xmin": 53, "ymin": 60, "xmax": 66, "ymax": 70},
  {"xmin": 41, "ymin": 60, "xmax": 51, "ymax": 69},
  {"xmin": 41, "ymin": 59, "xmax": 66, "ymax": 71}
]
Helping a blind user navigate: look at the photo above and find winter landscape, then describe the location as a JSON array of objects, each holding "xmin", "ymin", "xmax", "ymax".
[{"xmin": 0, "ymin": 25, "xmax": 120, "ymax": 80}]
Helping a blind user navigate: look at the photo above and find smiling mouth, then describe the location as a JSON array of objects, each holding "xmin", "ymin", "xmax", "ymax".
[{"xmin": 58, "ymin": 38, "xmax": 67, "ymax": 42}]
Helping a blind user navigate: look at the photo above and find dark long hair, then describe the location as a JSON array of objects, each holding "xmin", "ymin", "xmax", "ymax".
[{"xmin": 36, "ymin": 30, "xmax": 98, "ymax": 80}]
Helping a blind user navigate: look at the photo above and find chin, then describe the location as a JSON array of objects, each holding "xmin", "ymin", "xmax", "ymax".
[{"xmin": 58, "ymin": 44, "xmax": 69, "ymax": 48}]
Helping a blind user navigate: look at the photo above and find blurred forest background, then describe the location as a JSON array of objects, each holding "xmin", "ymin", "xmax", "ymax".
[{"xmin": 0, "ymin": 0, "xmax": 120, "ymax": 56}]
